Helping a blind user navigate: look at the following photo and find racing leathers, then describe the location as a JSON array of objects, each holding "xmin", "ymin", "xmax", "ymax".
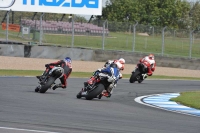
[
  {"xmin": 37, "ymin": 60, "xmax": 72, "ymax": 89},
  {"xmin": 96, "ymin": 63, "xmax": 120, "ymax": 97},
  {"xmin": 103, "ymin": 60, "xmax": 123, "ymax": 79},
  {"xmin": 138, "ymin": 56, "xmax": 156, "ymax": 77}
]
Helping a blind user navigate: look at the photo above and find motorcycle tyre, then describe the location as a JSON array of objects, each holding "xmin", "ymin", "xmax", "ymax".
[
  {"xmin": 76, "ymin": 91, "xmax": 82, "ymax": 99},
  {"xmin": 35, "ymin": 86, "xmax": 40, "ymax": 92},
  {"xmin": 39, "ymin": 77, "xmax": 56, "ymax": 93},
  {"xmin": 138, "ymin": 79, "xmax": 144, "ymax": 83},
  {"xmin": 85, "ymin": 83, "xmax": 104, "ymax": 100},
  {"xmin": 130, "ymin": 70, "xmax": 140, "ymax": 83},
  {"xmin": 129, "ymin": 74, "xmax": 135, "ymax": 83}
]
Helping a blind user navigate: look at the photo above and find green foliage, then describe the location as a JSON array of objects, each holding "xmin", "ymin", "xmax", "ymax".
[
  {"xmin": 101, "ymin": 0, "xmax": 194, "ymax": 29},
  {"xmin": 171, "ymin": 91, "xmax": 200, "ymax": 110},
  {"xmin": 189, "ymin": 2, "xmax": 200, "ymax": 30}
]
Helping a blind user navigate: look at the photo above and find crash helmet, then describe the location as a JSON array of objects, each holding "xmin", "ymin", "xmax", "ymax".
[
  {"xmin": 64, "ymin": 57, "xmax": 72, "ymax": 63},
  {"xmin": 115, "ymin": 61, "xmax": 124, "ymax": 70},
  {"xmin": 148, "ymin": 54, "xmax": 154, "ymax": 60},
  {"xmin": 118, "ymin": 58, "xmax": 125, "ymax": 64}
]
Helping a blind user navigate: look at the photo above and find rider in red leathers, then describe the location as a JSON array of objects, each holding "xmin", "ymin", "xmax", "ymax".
[
  {"xmin": 138, "ymin": 54, "xmax": 156, "ymax": 79},
  {"xmin": 36, "ymin": 57, "xmax": 72, "ymax": 90}
]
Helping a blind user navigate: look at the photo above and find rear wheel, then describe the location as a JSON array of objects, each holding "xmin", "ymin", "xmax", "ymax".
[
  {"xmin": 138, "ymin": 79, "xmax": 143, "ymax": 83},
  {"xmin": 39, "ymin": 77, "xmax": 56, "ymax": 93},
  {"xmin": 85, "ymin": 84, "xmax": 104, "ymax": 100}
]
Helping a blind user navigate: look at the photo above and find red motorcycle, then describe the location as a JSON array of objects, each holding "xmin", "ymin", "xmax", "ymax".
[
  {"xmin": 129, "ymin": 61, "xmax": 150, "ymax": 83},
  {"xmin": 76, "ymin": 74, "xmax": 112, "ymax": 100}
]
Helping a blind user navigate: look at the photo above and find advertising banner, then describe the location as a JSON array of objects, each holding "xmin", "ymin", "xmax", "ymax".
[
  {"xmin": 1, "ymin": 23, "xmax": 20, "ymax": 32},
  {"xmin": 0, "ymin": 0, "xmax": 102, "ymax": 15}
]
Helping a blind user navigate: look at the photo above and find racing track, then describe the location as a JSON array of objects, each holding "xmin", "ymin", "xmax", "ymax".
[{"xmin": 0, "ymin": 77, "xmax": 199, "ymax": 133}]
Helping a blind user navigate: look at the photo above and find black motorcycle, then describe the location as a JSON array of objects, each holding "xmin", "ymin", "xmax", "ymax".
[
  {"xmin": 35, "ymin": 66, "xmax": 64, "ymax": 93},
  {"xmin": 129, "ymin": 62, "xmax": 148, "ymax": 83},
  {"xmin": 76, "ymin": 74, "xmax": 113, "ymax": 100}
]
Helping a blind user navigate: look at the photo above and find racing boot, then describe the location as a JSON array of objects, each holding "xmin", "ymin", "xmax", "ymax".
[
  {"xmin": 51, "ymin": 83, "xmax": 59, "ymax": 90},
  {"xmin": 102, "ymin": 91, "xmax": 111, "ymax": 98},
  {"xmin": 142, "ymin": 74, "xmax": 147, "ymax": 79},
  {"xmin": 51, "ymin": 83, "xmax": 66, "ymax": 90}
]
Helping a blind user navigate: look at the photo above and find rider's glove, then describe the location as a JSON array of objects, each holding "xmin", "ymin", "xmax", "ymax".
[
  {"xmin": 45, "ymin": 64, "xmax": 50, "ymax": 67},
  {"xmin": 94, "ymin": 69, "xmax": 101, "ymax": 76}
]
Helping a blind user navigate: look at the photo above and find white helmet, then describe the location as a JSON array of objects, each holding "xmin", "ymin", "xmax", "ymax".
[
  {"xmin": 148, "ymin": 54, "xmax": 154, "ymax": 60},
  {"xmin": 115, "ymin": 61, "xmax": 124, "ymax": 70},
  {"xmin": 118, "ymin": 58, "xmax": 125, "ymax": 64}
]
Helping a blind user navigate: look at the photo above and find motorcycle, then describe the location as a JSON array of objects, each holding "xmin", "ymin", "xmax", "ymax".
[
  {"xmin": 76, "ymin": 73, "xmax": 114, "ymax": 100},
  {"xmin": 129, "ymin": 62, "xmax": 149, "ymax": 83},
  {"xmin": 35, "ymin": 66, "xmax": 64, "ymax": 93}
]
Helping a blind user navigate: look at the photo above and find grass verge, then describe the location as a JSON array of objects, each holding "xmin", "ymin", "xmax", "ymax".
[
  {"xmin": 1, "ymin": 69, "xmax": 200, "ymax": 80},
  {"xmin": 170, "ymin": 91, "xmax": 200, "ymax": 110}
]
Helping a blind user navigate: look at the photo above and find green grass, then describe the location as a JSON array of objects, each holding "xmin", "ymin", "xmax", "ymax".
[
  {"xmin": 1, "ymin": 69, "xmax": 200, "ymax": 80},
  {"xmin": 170, "ymin": 91, "xmax": 200, "ymax": 110},
  {"xmin": 1, "ymin": 29, "xmax": 200, "ymax": 58}
]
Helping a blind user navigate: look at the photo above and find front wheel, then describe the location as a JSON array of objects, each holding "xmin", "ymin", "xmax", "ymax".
[
  {"xmin": 129, "ymin": 74, "xmax": 135, "ymax": 83},
  {"xmin": 130, "ymin": 70, "xmax": 140, "ymax": 83},
  {"xmin": 35, "ymin": 86, "xmax": 40, "ymax": 92},
  {"xmin": 39, "ymin": 77, "xmax": 56, "ymax": 93},
  {"xmin": 76, "ymin": 91, "xmax": 82, "ymax": 99},
  {"xmin": 85, "ymin": 83, "xmax": 104, "ymax": 100}
]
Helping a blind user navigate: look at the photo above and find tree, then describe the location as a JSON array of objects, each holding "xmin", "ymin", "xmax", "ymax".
[
  {"xmin": 188, "ymin": 1, "xmax": 200, "ymax": 30},
  {"xmin": 101, "ymin": 0, "xmax": 191, "ymax": 29},
  {"xmin": 102, "ymin": 0, "xmax": 139, "ymax": 22}
]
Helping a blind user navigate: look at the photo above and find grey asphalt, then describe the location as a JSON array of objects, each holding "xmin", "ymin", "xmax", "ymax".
[{"xmin": 0, "ymin": 77, "xmax": 199, "ymax": 133}]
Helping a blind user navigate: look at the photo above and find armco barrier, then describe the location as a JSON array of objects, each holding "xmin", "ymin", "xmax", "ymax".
[
  {"xmin": 0, "ymin": 44, "xmax": 24, "ymax": 57},
  {"xmin": 30, "ymin": 46, "xmax": 94, "ymax": 60},
  {"xmin": 0, "ymin": 44, "xmax": 200, "ymax": 70}
]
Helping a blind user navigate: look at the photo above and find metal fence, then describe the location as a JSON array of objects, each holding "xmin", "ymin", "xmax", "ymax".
[{"xmin": 1, "ymin": 11, "xmax": 200, "ymax": 59}]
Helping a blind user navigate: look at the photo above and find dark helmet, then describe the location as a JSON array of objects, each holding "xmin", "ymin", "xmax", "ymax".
[{"xmin": 64, "ymin": 57, "xmax": 72, "ymax": 63}]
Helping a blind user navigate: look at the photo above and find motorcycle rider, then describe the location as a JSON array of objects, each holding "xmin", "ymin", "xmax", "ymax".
[
  {"xmin": 88, "ymin": 62, "xmax": 122, "ymax": 98},
  {"xmin": 138, "ymin": 54, "xmax": 156, "ymax": 79},
  {"xmin": 91, "ymin": 58, "xmax": 125, "ymax": 84},
  {"xmin": 103, "ymin": 58, "xmax": 125, "ymax": 79},
  {"xmin": 104, "ymin": 58, "xmax": 125, "ymax": 70},
  {"xmin": 36, "ymin": 57, "xmax": 72, "ymax": 90}
]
